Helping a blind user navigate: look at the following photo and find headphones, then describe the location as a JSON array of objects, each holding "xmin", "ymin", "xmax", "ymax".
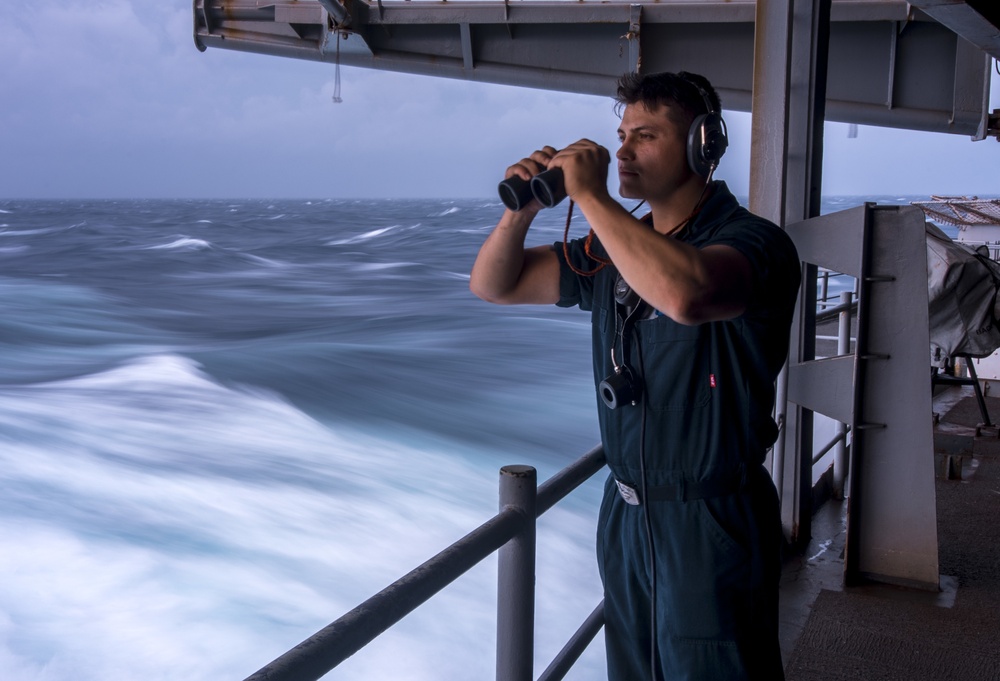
[{"xmin": 685, "ymin": 80, "xmax": 729, "ymax": 177}]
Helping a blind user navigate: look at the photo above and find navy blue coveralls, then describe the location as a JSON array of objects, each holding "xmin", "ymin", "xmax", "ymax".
[{"xmin": 554, "ymin": 182, "xmax": 800, "ymax": 680}]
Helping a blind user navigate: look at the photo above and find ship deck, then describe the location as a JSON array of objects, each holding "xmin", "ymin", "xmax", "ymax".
[{"xmin": 779, "ymin": 384, "xmax": 1000, "ymax": 679}]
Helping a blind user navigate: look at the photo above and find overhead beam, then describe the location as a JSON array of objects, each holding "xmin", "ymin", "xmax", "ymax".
[
  {"xmin": 193, "ymin": 0, "xmax": 993, "ymax": 137},
  {"xmin": 910, "ymin": 0, "xmax": 1000, "ymax": 60}
]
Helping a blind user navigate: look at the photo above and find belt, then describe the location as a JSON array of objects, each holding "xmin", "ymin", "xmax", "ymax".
[{"xmin": 614, "ymin": 471, "xmax": 747, "ymax": 506}]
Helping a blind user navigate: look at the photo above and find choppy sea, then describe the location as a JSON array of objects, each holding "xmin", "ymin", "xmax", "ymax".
[{"xmin": 0, "ymin": 195, "xmax": 941, "ymax": 680}]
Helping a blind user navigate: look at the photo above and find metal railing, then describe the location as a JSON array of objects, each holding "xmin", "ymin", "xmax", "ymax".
[
  {"xmin": 242, "ymin": 270, "xmax": 858, "ymax": 681},
  {"xmin": 812, "ymin": 288, "xmax": 855, "ymax": 499},
  {"xmin": 244, "ymin": 445, "xmax": 608, "ymax": 681}
]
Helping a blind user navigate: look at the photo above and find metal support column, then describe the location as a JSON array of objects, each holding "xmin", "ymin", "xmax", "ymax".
[
  {"xmin": 787, "ymin": 205, "xmax": 940, "ymax": 589},
  {"xmin": 834, "ymin": 290, "xmax": 852, "ymax": 499},
  {"xmin": 496, "ymin": 465, "xmax": 537, "ymax": 681},
  {"xmin": 749, "ymin": 0, "xmax": 831, "ymax": 547},
  {"xmin": 845, "ymin": 206, "xmax": 939, "ymax": 589}
]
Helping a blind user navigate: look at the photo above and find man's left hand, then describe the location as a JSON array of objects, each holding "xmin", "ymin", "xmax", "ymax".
[{"xmin": 549, "ymin": 140, "xmax": 612, "ymax": 202}]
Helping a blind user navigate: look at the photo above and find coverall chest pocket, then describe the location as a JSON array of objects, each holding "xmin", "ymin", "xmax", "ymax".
[{"xmin": 637, "ymin": 316, "xmax": 712, "ymax": 412}]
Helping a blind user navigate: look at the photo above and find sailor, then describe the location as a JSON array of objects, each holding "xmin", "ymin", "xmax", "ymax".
[{"xmin": 470, "ymin": 71, "xmax": 800, "ymax": 680}]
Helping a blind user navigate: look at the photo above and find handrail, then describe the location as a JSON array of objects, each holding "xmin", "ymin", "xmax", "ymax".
[
  {"xmin": 811, "ymin": 429, "xmax": 849, "ymax": 465},
  {"xmin": 816, "ymin": 298, "xmax": 857, "ymax": 324},
  {"xmin": 537, "ymin": 601, "xmax": 606, "ymax": 681},
  {"xmin": 243, "ymin": 445, "xmax": 607, "ymax": 681},
  {"xmin": 242, "ymin": 263, "xmax": 860, "ymax": 680},
  {"xmin": 241, "ymin": 263, "xmax": 863, "ymax": 681},
  {"xmin": 537, "ymin": 444, "xmax": 606, "ymax": 515}
]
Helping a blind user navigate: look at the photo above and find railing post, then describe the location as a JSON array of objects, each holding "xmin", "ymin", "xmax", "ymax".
[
  {"xmin": 496, "ymin": 465, "xmax": 537, "ymax": 681},
  {"xmin": 834, "ymin": 290, "xmax": 853, "ymax": 498}
]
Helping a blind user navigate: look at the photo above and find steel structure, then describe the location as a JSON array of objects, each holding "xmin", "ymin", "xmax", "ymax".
[
  {"xmin": 195, "ymin": 0, "xmax": 998, "ymax": 675},
  {"xmin": 194, "ymin": 0, "xmax": 997, "ymax": 138}
]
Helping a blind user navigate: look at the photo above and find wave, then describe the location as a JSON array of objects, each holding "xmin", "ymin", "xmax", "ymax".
[
  {"xmin": 148, "ymin": 237, "xmax": 212, "ymax": 251},
  {"xmin": 0, "ymin": 351, "xmax": 604, "ymax": 681},
  {"xmin": 353, "ymin": 261, "xmax": 419, "ymax": 272},
  {"xmin": 0, "ymin": 227, "xmax": 63, "ymax": 237},
  {"xmin": 0, "ymin": 199, "xmax": 614, "ymax": 681},
  {"xmin": 239, "ymin": 252, "xmax": 288, "ymax": 268},
  {"xmin": 325, "ymin": 226, "xmax": 397, "ymax": 246}
]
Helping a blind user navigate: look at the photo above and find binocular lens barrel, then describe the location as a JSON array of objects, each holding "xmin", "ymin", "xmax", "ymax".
[
  {"xmin": 497, "ymin": 176, "xmax": 534, "ymax": 212},
  {"xmin": 497, "ymin": 168, "xmax": 566, "ymax": 211},
  {"xmin": 531, "ymin": 169, "xmax": 566, "ymax": 209}
]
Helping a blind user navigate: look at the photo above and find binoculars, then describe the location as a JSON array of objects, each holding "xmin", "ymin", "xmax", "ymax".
[{"xmin": 498, "ymin": 168, "xmax": 566, "ymax": 212}]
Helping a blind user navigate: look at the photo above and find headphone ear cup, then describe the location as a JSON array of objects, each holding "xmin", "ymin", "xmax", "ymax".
[{"xmin": 687, "ymin": 112, "xmax": 729, "ymax": 177}]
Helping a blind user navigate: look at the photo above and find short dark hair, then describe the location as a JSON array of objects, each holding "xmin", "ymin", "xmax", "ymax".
[{"xmin": 614, "ymin": 71, "xmax": 721, "ymax": 130}]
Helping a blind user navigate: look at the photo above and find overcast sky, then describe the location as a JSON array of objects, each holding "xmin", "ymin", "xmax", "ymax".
[{"xmin": 2, "ymin": 0, "xmax": 998, "ymax": 200}]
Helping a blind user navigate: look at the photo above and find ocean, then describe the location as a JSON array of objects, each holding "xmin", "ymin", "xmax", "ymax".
[{"xmin": 0, "ymin": 195, "xmax": 938, "ymax": 680}]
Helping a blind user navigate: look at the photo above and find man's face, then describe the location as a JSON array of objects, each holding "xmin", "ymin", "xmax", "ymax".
[{"xmin": 616, "ymin": 102, "xmax": 693, "ymax": 202}]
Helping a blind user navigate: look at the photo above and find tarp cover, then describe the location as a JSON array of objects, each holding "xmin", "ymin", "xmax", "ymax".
[{"xmin": 927, "ymin": 222, "xmax": 1000, "ymax": 366}]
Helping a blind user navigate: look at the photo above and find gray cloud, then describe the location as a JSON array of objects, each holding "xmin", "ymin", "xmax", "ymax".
[{"xmin": 1, "ymin": 0, "xmax": 997, "ymax": 199}]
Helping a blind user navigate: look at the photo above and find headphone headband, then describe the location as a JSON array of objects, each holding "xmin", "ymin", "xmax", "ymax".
[
  {"xmin": 681, "ymin": 76, "xmax": 728, "ymax": 177},
  {"xmin": 687, "ymin": 79, "xmax": 717, "ymax": 117}
]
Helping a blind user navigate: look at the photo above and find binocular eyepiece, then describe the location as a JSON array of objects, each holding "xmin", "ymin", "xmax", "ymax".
[{"xmin": 498, "ymin": 168, "xmax": 566, "ymax": 212}]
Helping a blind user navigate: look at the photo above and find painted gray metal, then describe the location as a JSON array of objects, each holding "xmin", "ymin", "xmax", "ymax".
[
  {"xmin": 911, "ymin": 0, "xmax": 1000, "ymax": 60},
  {"xmin": 192, "ymin": 0, "xmax": 994, "ymax": 137},
  {"xmin": 834, "ymin": 290, "xmax": 852, "ymax": 499},
  {"xmin": 192, "ymin": 0, "xmax": 959, "ymax": 664},
  {"xmin": 242, "ymin": 499, "xmax": 525, "ymax": 681},
  {"xmin": 240, "ymin": 446, "xmax": 607, "ymax": 681},
  {"xmin": 786, "ymin": 204, "xmax": 940, "ymax": 589},
  {"xmin": 536, "ymin": 601, "xmax": 605, "ymax": 681},
  {"xmin": 496, "ymin": 465, "xmax": 536, "ymax": 681},
  {"xmin": 749, "ymin": 0, "xmax": 830, "ymax": 548},
  {"xmin": 849, "ymin": 205, "xmax": 939, "ymax": 588}
]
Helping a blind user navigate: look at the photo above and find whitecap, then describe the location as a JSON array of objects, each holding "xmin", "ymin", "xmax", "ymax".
[
  {"xmin": 432, "ymin": 206, "xmax": 461, "ymax": 217},
  {"xmin": 196, "ymin": 219, "xmax": 213, "ymax": 224},
  {"xmin": 0, "ymin": 228, "xmax": 58, "ymax": 237},
  {"xmin": 355, "ymin": 261, "xmax": 417, "ymax": 272},
  {"xmin": 148, "ymin": 237, "xmax": 212, "ymax": 251},
  {"xmin": 240, "ymin": 253, "xmax": 286, "ymax": 267},
  {"xmin": 326, "ymin": 226, "xmax": 396, "ymax": 246},
  {"xmin": 358, "ymin": 226, "xmax": 394, "ymax": 239},
  {"xmin": 0, "ymin": 351, "xmax": 604, "ymax": 681}
]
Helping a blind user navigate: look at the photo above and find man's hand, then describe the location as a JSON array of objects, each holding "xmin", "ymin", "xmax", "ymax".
[
  {"xmin": 499, "ymin": 146, "xmax": 557, "ymax": 214},
  {"xmin": 506, "ymin": 145, "xmax": 557, "ymax": 181},
  {"xmin": 549, "ymin": 140, "xmax": 612, "ymax": 202},
  {"xmin": 470, "ymin": 145, "xmax": 563, "ymax": 306}
]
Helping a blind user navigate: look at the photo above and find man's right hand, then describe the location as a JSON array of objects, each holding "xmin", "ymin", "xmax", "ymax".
[{"xmin": 470, "ymin": 146, "xmax": 563, "ymax": 306}]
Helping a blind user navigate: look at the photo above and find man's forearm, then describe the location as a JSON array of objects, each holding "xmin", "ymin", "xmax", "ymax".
[
  {"xmin": 470, "ymin": 209, "xmax": 561, "ymax": 305},
  {"xmin": 470, "ymin": 210, "xmax": 535, "ymax": 303},
  {"xmin": 573, "ymin": 191, "xmax": 750, "ymax": 324}
]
